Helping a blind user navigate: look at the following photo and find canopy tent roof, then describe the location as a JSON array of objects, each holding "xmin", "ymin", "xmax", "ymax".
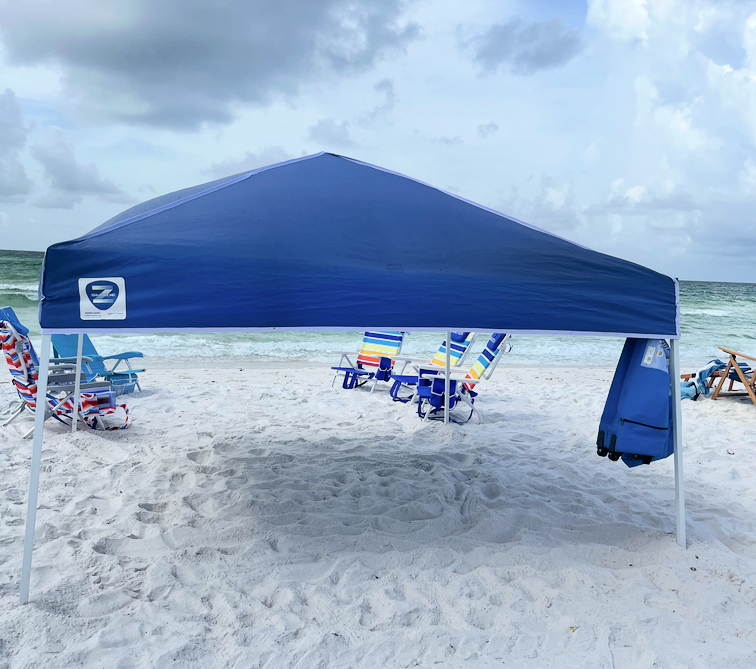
[{"xmin": 39, "ymin": 152, "xmax": 679, "ymax": 336}]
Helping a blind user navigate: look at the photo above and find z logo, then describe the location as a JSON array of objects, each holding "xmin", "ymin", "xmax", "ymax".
[{"xmin": 85, "ymin": 280, "xmax": 119, "ymax": 310}]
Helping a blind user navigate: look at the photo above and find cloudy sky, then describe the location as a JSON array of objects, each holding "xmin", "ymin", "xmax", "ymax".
[{"xmin": 0, "ymin": 0, "xmax": 754, "ymax": 281}]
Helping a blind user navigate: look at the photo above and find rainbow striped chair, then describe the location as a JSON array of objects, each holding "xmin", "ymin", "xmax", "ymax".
[
  {"xmin": 0, "ymin": 320, "xmax": 129, "ymax": 436},
  {"xmin": 416, "ymin": 333, "xmax": 510, "ymax": 423},
  {"xmin": 331, "ymin": 331, "xmax": 405, "ymax": 392},
  {"xmin": 389, "ymin": 332, "xmax": 476, "ymax": 402}
]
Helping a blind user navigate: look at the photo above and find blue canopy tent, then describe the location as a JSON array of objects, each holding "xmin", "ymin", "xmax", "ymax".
[{"xmin": 20, "ymin": 152, "xmax": 685, "ymax": 604}]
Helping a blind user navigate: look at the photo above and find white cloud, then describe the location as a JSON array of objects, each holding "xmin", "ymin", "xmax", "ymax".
[{"xmin": 587, "ymin": 0, "xmax": 650, "ymax": 42}]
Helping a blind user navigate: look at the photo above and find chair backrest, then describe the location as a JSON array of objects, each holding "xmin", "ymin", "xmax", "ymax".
[
  {"xmin": 1, "ymin": 321, "xmax": 114, "ymax": 418},
  {"xmin": 464, "ymin": 333, "xmax": 509, "ymax": 385},
  {"xmin": 1, "ymin": 320, "xmax": 41, "ymax": 409},
  {"xmin": 0, "ymin": 306, "xmax": 29, "ymax": 335},
  {"xmin": 52, "ymin": 334, "xmax": 107, "ymax": 376},
  {"xmin": 429, "ymin": 332, "xmax": 475, "ymax": 368},
  {"xmin": 0, "ymin": 306, "xmax": 38, "ymax": 364},
  {"xmin": 356, "ymin": 331, "xmax": 404, "ymax": 369}
]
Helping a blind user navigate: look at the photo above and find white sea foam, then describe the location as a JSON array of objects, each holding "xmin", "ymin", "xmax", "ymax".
[{"xmin": 681, "ymin": 308, "xmax": 731, "ymax": 317}]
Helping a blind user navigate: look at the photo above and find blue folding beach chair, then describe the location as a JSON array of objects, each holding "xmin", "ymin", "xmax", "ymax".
[
  {"xmin": 331, "ymin": 331, "xmax": 405, "ymax": 392},
  {"xmin": 416, "ymin": 333, "xmax": 510, "ymax": 423},
  {"xmin": 390, "ymin": 332, "xmax": 476, "ymax": 402},
  {"xmin": 52, "ymin": 334, "xmax": 144, "ymax": 394}
]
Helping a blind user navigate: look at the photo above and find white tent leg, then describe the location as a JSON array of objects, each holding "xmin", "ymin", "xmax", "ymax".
[
  {"xmin": 20, "ymin": 333, "xmax": 52, "ymax": 605},
  {"xmin": 670, "ymin": 338, "xmax": 686, "ymax": 549},
  {"xmin": 72, "ymin": 333, "xmax": 83, "ymax": 433},
  {"xmin": 444, "ymin": 331, "xmax": 451, "ymax": 424}
]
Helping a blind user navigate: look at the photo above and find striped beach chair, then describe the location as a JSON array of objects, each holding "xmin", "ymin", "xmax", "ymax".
[
  {"xmin": 0, "ymin": 320, "xmax": 129, "ymax": 436},
  {"xmin": 390, "ymin": 332, "xmax": 476, "ymax": 402},
  {"xmin": 331, "ymin": 331, "xmax": 405, "ymax": 392},
  {"xmin": 416, "ymin": 333, "xmax": 510, "ymax": 423},
  {"xmin": 462, "ymin": 333, "xmax": 510, "ymax": 391}
]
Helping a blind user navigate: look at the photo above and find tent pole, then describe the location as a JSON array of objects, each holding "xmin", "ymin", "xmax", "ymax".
[
  {"xmin": 72, "ymin": 333, "xmax": 83, "ymax": 433},
  {"xmin": 20, "ymin": 333, "xmax": 52, "ymax": 605},
  {"xmin": 670, "ymin": 338, "xmax": 686, "ymax": 549},
  {"xmin": 444, "ymin": 331, "xmax": 451, "ymax": 424}
]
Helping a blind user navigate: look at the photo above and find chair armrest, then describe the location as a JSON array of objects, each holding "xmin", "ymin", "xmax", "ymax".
[
  {"xmin": 101, "ymin": 352, "xmax": 143, "ymax": 360},
  {"xmin": 414, "ymin": 365, "xmax": 479, "ymax": 382},
  {"xmin": 51, "ymin": 356, "xmax": 94, "ymax": 364},
  {"xmin": 104, "ymin": 368, "xmax": 145, "ymax": 376},
  {"xmin": 719, "ymin": 347, "xmax": 756, "ymax": 362}
]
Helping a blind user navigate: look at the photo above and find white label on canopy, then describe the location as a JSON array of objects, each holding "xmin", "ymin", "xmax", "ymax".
[{"xmin": 79, "ymin": 277, "xmax": 126, "ymax": 320}]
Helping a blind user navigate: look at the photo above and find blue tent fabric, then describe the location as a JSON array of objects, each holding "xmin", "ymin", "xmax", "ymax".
[{"xmin": 38, "ymin": 153, "xmax": 679, "ymax": 335}]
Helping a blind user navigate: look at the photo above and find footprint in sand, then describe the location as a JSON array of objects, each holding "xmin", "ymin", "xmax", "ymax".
[
  {"xmin": 138, "ymin": 502, "xmax": 167, "ymax": 513},
  {"xmin": 187, "ymin": 450, "xmax": 213, "ymax": 465},
  {"xmin": 135, "ymin": 501, "xmax": 167, "ymax": 524}
]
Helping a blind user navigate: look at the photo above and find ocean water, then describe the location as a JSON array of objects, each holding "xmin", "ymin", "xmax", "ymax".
[{"xmin": 1, "ymin": 250, "xmax": 753, "ymax": 368}]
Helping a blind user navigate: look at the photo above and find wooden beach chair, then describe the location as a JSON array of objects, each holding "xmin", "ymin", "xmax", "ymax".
[{"xmin": 711, "ymin": 347, "xmax": 756, "ymax": 406}]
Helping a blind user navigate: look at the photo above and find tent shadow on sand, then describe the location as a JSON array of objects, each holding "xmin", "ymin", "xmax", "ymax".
[{"xmin": 94, "ymin": 430, "xmax": 678, "ymax": 560}]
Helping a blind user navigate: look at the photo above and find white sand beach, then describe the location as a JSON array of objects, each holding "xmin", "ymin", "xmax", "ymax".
[{"xmin": 0, "ymin": 363, "xmax": 755, "ymax": 668}]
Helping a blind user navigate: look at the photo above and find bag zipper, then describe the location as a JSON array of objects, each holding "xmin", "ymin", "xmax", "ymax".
[{"xmin": 620, "ymin": 418, "xmax": 667, "ymax": 430}]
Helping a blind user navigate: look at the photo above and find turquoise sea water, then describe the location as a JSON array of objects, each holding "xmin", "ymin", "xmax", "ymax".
[{"xmin": 1, "ymin": 250, "xmax": 753, "ymax": 368}]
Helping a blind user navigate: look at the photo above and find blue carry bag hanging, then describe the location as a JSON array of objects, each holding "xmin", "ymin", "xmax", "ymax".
[{"xmin": 597, "ymin": 338, "xmax": 674, "ymax": 467}]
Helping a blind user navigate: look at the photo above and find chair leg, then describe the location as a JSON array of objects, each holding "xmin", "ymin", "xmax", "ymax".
[
  {"xmin": 731, "ymin": 359, "xmax": 756, "ymax": 407},
  {"xmin": 23, "ymin": 408, "xmax": 60, "ymax": 440},
  {"xmin": 2, "ymin": 402, "xmax": 27, "ymax": 428},
  {"xmin": 459, "ymin": 392, "xmax": 480, "ymax": 424},
  {"xmin": 712, "ymin": 359, "xmax": 733, "ymax": 400}
]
